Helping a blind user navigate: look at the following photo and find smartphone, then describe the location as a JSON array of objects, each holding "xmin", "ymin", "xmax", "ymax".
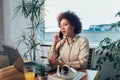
[{"xmin": 59, "ymin": 31, "xmax": 63, "ymax": 39}]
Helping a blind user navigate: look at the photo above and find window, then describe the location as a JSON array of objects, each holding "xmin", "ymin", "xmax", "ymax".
[{"xmin": 45, "ymin": 0, "xmax": 120, "ymax": 32}]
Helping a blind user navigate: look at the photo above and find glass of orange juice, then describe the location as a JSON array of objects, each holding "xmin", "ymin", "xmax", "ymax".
[
  {"xmin": 24, "ymin": 72, "xmax": 35, "ymax": 80},
  {"xmin": 24, "ymin": 66, "xmax": 35, "ymax": 80}
]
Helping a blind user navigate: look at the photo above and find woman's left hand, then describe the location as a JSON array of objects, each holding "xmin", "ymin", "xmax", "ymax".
[{"xmin": 48, "ymin": 58, "xmax": 60, "ymax": 67}]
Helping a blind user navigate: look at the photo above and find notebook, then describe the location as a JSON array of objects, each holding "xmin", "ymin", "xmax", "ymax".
[
  {"xmin": 49, "ymin": 71, "xmax": 86, "ymax": 80},
  {"xmin": 49, "ymin": 65, "xmax": 86, "ymax": 80}
]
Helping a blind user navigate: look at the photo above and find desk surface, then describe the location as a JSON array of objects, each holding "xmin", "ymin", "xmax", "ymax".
[
  {"xmin": 0, "ymin": 65, "xmax": 99, "ymax": 80},
  {"xmin": 0, "ymin": 65, "xmax": 25, "ymax": 80},
  {"xmin": 48, "ymin": 69, "xmax": 100, "ymax": 80}
]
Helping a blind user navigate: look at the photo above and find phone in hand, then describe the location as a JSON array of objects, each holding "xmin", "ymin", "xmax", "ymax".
[{"xmin": 59, "ymin": 31, "xmax": 63, "ymax": 39}]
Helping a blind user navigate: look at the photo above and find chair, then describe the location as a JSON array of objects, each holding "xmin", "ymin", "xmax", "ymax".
[{"xmin": 86, "ymin": 48, "xmax": 95, "ymax": 70}]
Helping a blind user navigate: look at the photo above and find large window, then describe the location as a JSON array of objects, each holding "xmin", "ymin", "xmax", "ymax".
[{"xmin": 45, "ymin": 0, "xmax": 120, "ymax": 32}]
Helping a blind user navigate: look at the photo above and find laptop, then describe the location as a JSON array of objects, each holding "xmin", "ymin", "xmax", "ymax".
[
  {"xmin": 2, "ymin": 45, "xmax": 56, "ymax": 73},
  {"xmin": 2, "ymin": 45, "xmax": 25, "ymax": 72}
]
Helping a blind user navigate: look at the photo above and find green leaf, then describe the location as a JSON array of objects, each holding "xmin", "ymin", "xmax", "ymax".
[
  {"xmin": 113, "ymin": 63, "xmax": 117, "ymax": 69},
  {"xmin": 35, "ymin": 64, "xmax": 46, "ymax": 76}
]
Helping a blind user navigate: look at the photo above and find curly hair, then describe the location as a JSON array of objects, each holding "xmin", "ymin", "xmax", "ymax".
[{"xmin": 57, "ymin": 10, "xmax": 82, "ymax": 34}]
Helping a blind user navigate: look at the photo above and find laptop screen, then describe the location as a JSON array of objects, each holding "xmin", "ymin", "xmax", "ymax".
[{"xmin": 2, "ymin": 45, "xmax": 25, "ymax": 72}]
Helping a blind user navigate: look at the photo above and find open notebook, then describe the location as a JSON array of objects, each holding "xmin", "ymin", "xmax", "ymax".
[
  {"xmin": 48, "ymin": 71, "xmax": 86, "ymax": 80},
  {"xmin": 48, "ymin": 65, "xmax": 86, "ymax": 80}
]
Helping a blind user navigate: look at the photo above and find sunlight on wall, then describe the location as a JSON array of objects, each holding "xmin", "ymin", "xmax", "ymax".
[{"xmin": 45, "ymin": 0, "xmax": 120, "ymax": 32}]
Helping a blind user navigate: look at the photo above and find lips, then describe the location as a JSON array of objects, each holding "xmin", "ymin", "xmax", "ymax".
[{"xmin": 62, "ymin": 31, "xmax": 65, "ymax": 34}]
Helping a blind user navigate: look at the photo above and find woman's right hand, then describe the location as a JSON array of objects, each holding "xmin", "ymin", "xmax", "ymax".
[{"xmin": 53, "ymin": 32, "xmax": 61, "ymax": 44}]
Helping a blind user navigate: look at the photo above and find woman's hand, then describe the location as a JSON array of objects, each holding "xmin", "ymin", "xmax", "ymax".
[
  {"xmin": 53, "ymin": 32, "xmax": 61, "ymax": 44},
  {"xmin": 48, "ymin": 58, "xmax": 60, "ymax": 67},
  {"xmin": 48, "ymin": 57, "xmax": 65, "ymax": 67}
]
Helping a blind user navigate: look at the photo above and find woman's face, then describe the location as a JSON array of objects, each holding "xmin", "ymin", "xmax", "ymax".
[{"xmin": 60, "ymin": 18, "xmax": 74, "ymax": 37}]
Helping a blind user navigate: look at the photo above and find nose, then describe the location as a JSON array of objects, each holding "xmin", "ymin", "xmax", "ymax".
[{"xmin": 60, "ymin": 26, "xmax": 64, "ymax": 31}]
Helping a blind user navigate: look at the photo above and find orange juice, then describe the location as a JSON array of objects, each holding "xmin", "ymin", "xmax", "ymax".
[{"xmin": 24, "ymin": 72, "xmax": 35, "ymax": 80}]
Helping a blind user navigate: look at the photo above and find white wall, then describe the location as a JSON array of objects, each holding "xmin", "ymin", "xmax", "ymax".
[
  {"xmin": 3, "ymin": 0, "xmax": 24, "ymax": 48},
  {"xmin": 2, "ymin": 0, "xmax": 45, "ymax": 58},
  {"xmin": 3, "ymin": 0, "xmax": 12, "ymax": 46},
  {"xmin": 0, "ymin": 0, "xmax": 4, "ymax": 41}
]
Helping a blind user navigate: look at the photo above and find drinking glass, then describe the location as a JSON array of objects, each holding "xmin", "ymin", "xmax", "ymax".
[{"xmin": 24, "ymin": 66, "xmax": 35, "ymax": 80}]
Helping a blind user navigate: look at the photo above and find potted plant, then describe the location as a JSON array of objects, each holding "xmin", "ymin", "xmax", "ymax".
[
  {"xmin": 35, "ymin": 63, "xmax": 48, "ymax": 80},
  {"xmin": 13, "ymin": 0, "xmax": 45, "ymax": 61},
  {"xmin": 95, "ymin": 37, "xmax": 120, "ymax": 80}
]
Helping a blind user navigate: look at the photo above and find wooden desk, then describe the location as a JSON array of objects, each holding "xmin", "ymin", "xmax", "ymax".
[
  {"xmin": 48, "ymin": 69, "xmax": 100, "ymax": 80},
  {"xmin": 0, "ymin": 65, "xmax": 25, "ymax": 80},
  {"xmin": 0, "ymin": 66, "xmax": 99, "ymax": 80}
]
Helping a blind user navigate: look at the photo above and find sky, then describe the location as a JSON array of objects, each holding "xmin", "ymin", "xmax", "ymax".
[{"xmin": 45, "ymin": 0, "xmax": 120, "ymax": 32}]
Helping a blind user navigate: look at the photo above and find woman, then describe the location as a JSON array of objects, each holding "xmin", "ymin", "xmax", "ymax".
[{"xmin": 48, "ymin": 11, "xmax": 89, "ymax": 69}]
